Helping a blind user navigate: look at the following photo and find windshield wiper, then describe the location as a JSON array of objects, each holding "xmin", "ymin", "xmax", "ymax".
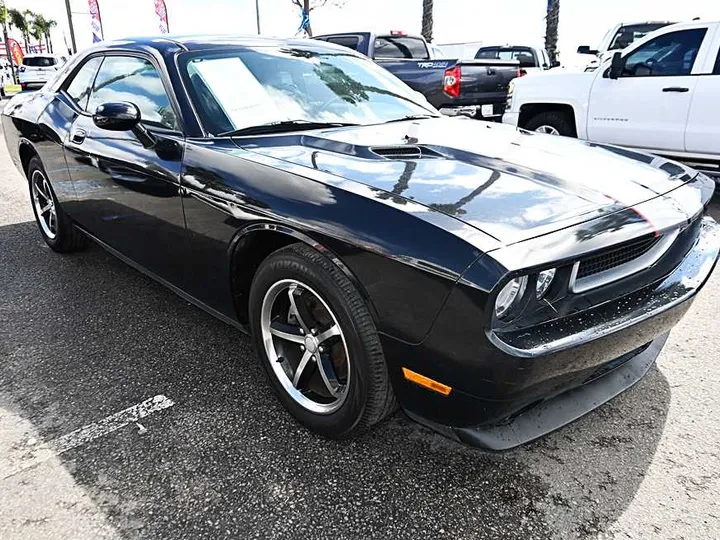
[
  {"xmin": 219, "ymin": 120, "xmax": 359, "ymax": 137},
  {"xmin": 384, "ymin": 114, "xmax": 439, "ymax": 124}
]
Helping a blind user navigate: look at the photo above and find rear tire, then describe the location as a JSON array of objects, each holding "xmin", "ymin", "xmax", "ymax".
[
  {"xmin": 27, "ymin": 156, "xmax": 89, "ymax": 253},
  {"xmin": 525, "ymin": 110, "xmax": 577, "ymax": 137},
  {"xmin": 249, "ymin": 243, "xmax": 396, "ymax": 439}
]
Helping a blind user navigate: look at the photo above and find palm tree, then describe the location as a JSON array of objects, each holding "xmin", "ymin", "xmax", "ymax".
[
  {"xmin": 7, "ymin": 8, "xmax": 29, "ymax": 51},
  {"xmin": 32, "ymin": 13, "xmax": 56, "ymax": 53},
  {"xmin": 421, "ymin": 0, "xmax": 433, "ymax": 43},
  {"xmin": 545, "ymin": 0, "xmax": 560, "ymax": 64}
]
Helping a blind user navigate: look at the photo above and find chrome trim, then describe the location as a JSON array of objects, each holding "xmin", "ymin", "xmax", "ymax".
[{"xmin": 569, "ymin": 229, "xmax": 679, "ymax": 294}]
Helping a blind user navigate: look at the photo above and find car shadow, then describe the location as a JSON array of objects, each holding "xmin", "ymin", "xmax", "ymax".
[{"xmin": 0, "ymin": 220, "xmax": 671, "ymax": 539}]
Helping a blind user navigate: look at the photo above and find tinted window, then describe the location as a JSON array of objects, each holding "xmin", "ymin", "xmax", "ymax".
[
  {"xmin": 476, "ymin": 47, "xmax": 537, "ymax": 68},
  {"xmin": 714, "ymin": 50, "xmax": 720, "ymax": 75},
  {"xmin": 88, "ymin": 56, "xmax": 178, "ymax": 130},
  {"xmin": 23, "ymin": 56, "xmax": 56, "ymax": 67},
  {"xmin": 373, "ymin": 36, "xmax": 429, "ymax": 59},
  {"xmin": 622, "ymin": 29, "xmax": 707, "ymax": 77},
  {"xmin": 64, "ymin": 57, "xmax": 102, "ymax": 110},
  {"xmin": 609, "ymin": 23, "xmax": 671, "ymax": 51},
  {"xmin": 325, "ymin": 36, "xmax": 360, "ymax": 51}
]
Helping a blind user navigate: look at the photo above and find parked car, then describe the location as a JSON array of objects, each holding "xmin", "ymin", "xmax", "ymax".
[
  {"xmin": 3, "ymin": 36, "xmax": 719, "ymax": 450},
  {"xmin": 578, "ymin": 21, "xmax": 675, "ymax": 71},
  {"xmin": 314, "ymin": 31, "xmax": 520, "ymax": 120},
  {"xmin": 504, "ymin": 20, "xmax": 720, "ymax": 183},
  {"xmin": 18, "ymin": 54, "xmax": 64, "ymax": 90},
  {"xmin": 475, "ymin": 45, "xmax": 558, "ymax": 75}
]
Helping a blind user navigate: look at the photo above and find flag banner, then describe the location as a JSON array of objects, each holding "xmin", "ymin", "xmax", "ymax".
[
  {"xmin": 7, "ymin": 38, "xmax": 23, "ymax": 65},
  {"xmin": 297, "ymin": 9, "xmax": 310, "ymax": 36},
  {"xmin": 88, "ymin": 0, "xmax": 104, "ymax": 43},
  {"xmin": 154, "ymin": 0, "xmax": 169, "ymax": 34}
]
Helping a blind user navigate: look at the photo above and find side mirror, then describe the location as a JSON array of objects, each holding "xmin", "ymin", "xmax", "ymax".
[
  {"xmin": 550, "ymin": 60, "xmax": 561, "ymax": 68},
  {"xmin": 609, "ymin": 52, "xmax": 624, "ymax": 80},
  {"xmin": 577, "ymin": 45, "xmax": 597, "ymax": 55},
  {"xmin": 93, "ymin": 102, "xmax": 140, "ymax": 131},
  {"xmin": 93, "ymin": 101, "xmax": 156, "ymax": 148}
]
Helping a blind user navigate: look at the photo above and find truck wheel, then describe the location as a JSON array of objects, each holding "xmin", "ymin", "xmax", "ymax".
[{"xmin": 525, "ymin": 111, "xmax": 577, "ymax": 137}]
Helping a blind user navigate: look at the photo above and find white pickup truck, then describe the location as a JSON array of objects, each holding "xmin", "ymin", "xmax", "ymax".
[{"xmin": 503, "ymin": 20, "xmax": 720, "ymax": 181}]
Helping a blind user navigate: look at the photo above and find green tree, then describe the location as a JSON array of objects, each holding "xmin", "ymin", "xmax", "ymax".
[
  {"xmin": 32, "ymin": 13, "xmax": 56, "ymax": 53},
  {"xmin": 7, "ymin": 8, "xmax": 31, "ymax": 50},
  {"xmin": 545, "ymin": 0, "xmax": 560, "ymax": 64},
  {"xmin": 421, "ymin": 0, "xmax": 433, "ymax": 43}
]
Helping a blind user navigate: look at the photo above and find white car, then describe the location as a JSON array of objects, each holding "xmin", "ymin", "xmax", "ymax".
[
  {"xmin": 475, "ymin": 45, "xmax": 558, "ymax": 75},
  {"xmin": 18, "ymin": 54, "xmax": 64, "ymax": 90},
  {"xmin": 503, "ymin": 20, "xmax": 720, "ymax": 182},
  {"xmin": 578, "ymin": 21, "xmax": 675, "ymax": 72}
]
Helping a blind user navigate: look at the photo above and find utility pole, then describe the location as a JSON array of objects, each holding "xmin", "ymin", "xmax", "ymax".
[
  {"xmin": 64, "ymin": 0, "xmax": 77, "ymax": 54},
  {"xmin": 255, "ymin": 0, "xmax": 260, "ymax": 35}
]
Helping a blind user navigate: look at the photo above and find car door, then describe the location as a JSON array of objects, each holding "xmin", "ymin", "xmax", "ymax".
[
  {"xmin": 586, "ymin": 27, "xmax": 709, "ymax": 151},
  {"xmin": 684, "ymin": 28, "xmax": 720, "ymax": 155},
  {"xmin": 63, "ymin": 53, "xmax": 187, "ymax": 285}
]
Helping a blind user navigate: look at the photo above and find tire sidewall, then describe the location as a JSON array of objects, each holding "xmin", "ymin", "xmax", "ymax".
[
  {"xmin": 526, "ymin": 112, "xmax": 575, "ymax": 137},
  {"xmin": 27, "ymin": 156, "xmax": 64, "ymax": 249},
  {"xmin": 249, "ymin": 248, "xmax": 372, "ymax": 437}
]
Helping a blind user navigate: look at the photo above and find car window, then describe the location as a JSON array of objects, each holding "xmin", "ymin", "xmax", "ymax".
[
  {"xmin": 64, "ymin": 57, "xmax": 103, "ymax": 110},
  {"xmin": 325, "ymin": 36, "xmax": 360, "ymax": 51},
  {"xmin": 88, "ymin": 56, "xmax": 178, "ymax": 130},
  {"xmin": 476, "ymin": 47, "xmax": 537, "ymax": 68},
  {"xmin": 373, "ymin": 36, "xmax": 429, "ymax": 59},
  {"xmin": 622, "ymin": 28, "xmax": 707, "ymax": 77},
  {"xmin": 23, "ymin": 56, "xmax": 56, "ymax": 67},
  {"xmin": 609, "ymin": 23, "xmax": 671, "ymax": 51},
  {"xmin": 714, "ymin": 49, "xmax": 720, "ymax": 75}
]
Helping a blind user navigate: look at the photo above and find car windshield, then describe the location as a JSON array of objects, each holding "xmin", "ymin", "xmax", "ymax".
[
  {"xmin": 182, "ymin": 46, "xmax": 437, "ymax": 135},
  {"xmin": 23, "ymin": 56, "xmax": 56, "ymax": 67},
  {"xmin": 608, "ymin": 23, "xmax": 670, "ymax": 50}
]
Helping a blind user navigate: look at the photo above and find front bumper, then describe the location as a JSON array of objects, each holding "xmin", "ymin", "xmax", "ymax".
[
  {"xmin": 502, "ymin": 111, "xmax": 519, "ymax": 127},
  {"xmin": 384, "ymin": 216, "xmax": 720, "ymax": 449}
]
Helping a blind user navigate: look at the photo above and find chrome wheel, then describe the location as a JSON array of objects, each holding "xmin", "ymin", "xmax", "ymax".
[
  {"xmin": 260, "ymin": 279, "xmax": 350, "ymax": 414},
  {"xmin": 31, "ymin": 169, "xmax": 57, "ymax": 239},
  {"xmin": 535, "ymin": 125, "xmax": 561, "ymax": 135}
]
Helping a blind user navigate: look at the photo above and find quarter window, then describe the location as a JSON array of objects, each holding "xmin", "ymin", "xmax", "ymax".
[
  {"xmin": 64, "ymin": 57, "xmax": 102, "ymax": 110},
  {"xmin": 325, "ymin": 36, "xmax": 360, "ymax": 51},
  {"xmin": 622, "ymin": 28, "xmax": 707, "ymax": 77},
  {"xmin": 88, "ymin": 56, "xmax": 178, "ymax": 130}
]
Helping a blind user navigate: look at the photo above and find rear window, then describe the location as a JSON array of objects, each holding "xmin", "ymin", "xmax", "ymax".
[
  {"xmin": 325, "ymin": 36, "xmax": 360, "ymax": 51},
  {"xmin": 23, "ymin": 56, "xmax": 56, "ymax": 67},
  {"xmin": 475, "ymin": 47, "xmax": 537, "ymax": 68},
  {"xmin": 373, "ymin": 36, "xmax": 429, "ymax": 60}
]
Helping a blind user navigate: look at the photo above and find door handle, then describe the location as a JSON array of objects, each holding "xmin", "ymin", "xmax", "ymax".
[
  {"xmin": 662, "ymin": 87, "xmax": 689, "ymax": 93},
  {"xmin": 70, "ymin": 128, "xmax": 86, "ymax": 144}
]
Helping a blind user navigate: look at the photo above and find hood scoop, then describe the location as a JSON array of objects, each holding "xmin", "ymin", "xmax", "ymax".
[{"xmin": 370, "ymin": 145, "xmax": 444, "ymax": 160}]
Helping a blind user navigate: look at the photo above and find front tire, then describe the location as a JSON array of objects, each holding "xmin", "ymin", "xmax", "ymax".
[
  {"xmin": 27, "ymin": 156, "xmax": 88, "ymax": 253},
  {"xmin": 249, "ymin": 243, "xmax": 396, "ymax": 439},
  {"xmin": 525, "ymin": 110, "xmax": 577, "ymax": 137}
]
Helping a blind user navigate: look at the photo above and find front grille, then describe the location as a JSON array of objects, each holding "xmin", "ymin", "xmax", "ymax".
[{"xmin": 576, "ymin": 235, "xmax": 660, "ymax": 280}]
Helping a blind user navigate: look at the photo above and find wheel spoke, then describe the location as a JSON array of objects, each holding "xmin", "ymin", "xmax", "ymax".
[
  {"xmin": 292, "ymin": 349, "xmax": 314, "ymax": 388},
  {"xmin": 48, "ymin": 210, "xmax": 56, "ymax": 232},
  {"xmin": 269, "ymin": 320, "xmax": 305, "ymax": 344},
  {"xmin": 316, "ymin": 352, "xmax": 342, "ymax": 397},
  {"xmin": 288, "ymin": 286, "xmax": 313, "ymax": 333},
  {"xmin": 40, "ymin": 202, "xmax": 53, "ymax": 214},
  {"xmin": 316, "ymin": 324, "xmax": 340, "ymax": 345}
]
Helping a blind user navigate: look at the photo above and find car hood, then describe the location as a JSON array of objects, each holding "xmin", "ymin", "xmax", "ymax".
[{"xmin": 236, "ymin": 117, "xmax": 699, "ymax": 245}]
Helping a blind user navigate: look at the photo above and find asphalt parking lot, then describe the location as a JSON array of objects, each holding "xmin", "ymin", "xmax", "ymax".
[{"xmin": 1, "ymin": 128, "xmax": 719, "ymax": 540}]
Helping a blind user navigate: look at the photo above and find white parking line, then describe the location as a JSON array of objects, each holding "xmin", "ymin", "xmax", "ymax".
[{"xmin": 1, "ymin": 395, "xmax": 174, "ymax": 480}]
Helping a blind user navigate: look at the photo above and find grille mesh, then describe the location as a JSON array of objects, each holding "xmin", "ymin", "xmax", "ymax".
[{"xmin": 576, "ymin": 235, "xmax": 660, "ymax": 280}]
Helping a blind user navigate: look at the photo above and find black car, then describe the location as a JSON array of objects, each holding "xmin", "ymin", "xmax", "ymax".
[{"xmin": 3, "ymin": 36, "xmax": 718, "ymax": 450}]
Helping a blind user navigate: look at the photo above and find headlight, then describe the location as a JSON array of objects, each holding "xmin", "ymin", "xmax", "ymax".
[
  {"xmin": 495, "ymin": 276, "xmax": 527, "ymax": 319},
  {"xmin": 536, "ymin": 268, "xmax": 556, "ymax": 299}
]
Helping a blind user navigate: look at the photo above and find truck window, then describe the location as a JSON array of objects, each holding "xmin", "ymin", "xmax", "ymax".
[
  {"xmin": 475, "ymin": 47, "xmax": 537, "ymax": 68},
  {"xmin": 609, "ymin": 23, "xmax": 671, "ymax": 51},
  {"xmin": 325, "ymin": 36, "xmax": 360, "ymax": 51},
  {"xmin": 622, "ymin": 28, "xmax": 707, "ymax": 77},
  {"xmin": 373, "ymin": 36, "xmax": 429, "ymax": 60}
]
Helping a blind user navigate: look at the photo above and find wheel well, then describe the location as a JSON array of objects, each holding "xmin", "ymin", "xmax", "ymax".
[
  {"xmin": 518, "ymin": 103, "xmax": 576, "ymax": 131},
  {"xmin": 19, "ymin": 143, "xmax": 38, "ymax": 180},
  {"xmin": 230, "ymin": 230, "xmax": 298, "ymax": 325}
]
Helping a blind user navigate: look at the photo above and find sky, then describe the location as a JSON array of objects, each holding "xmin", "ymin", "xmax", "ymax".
[{"xmin": 5, "ymin": 0, "xmax": 720, "ymax": 62}]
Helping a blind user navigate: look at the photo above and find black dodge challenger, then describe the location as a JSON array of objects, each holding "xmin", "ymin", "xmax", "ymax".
[{"xmin": 3, "ymin": 36, "xmax": 719, "ymax": 450}]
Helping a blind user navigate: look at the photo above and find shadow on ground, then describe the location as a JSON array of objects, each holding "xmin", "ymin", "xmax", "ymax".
[{"xmin": 0, "ymin": 220, "xmax": 672, "ymax": 540}]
